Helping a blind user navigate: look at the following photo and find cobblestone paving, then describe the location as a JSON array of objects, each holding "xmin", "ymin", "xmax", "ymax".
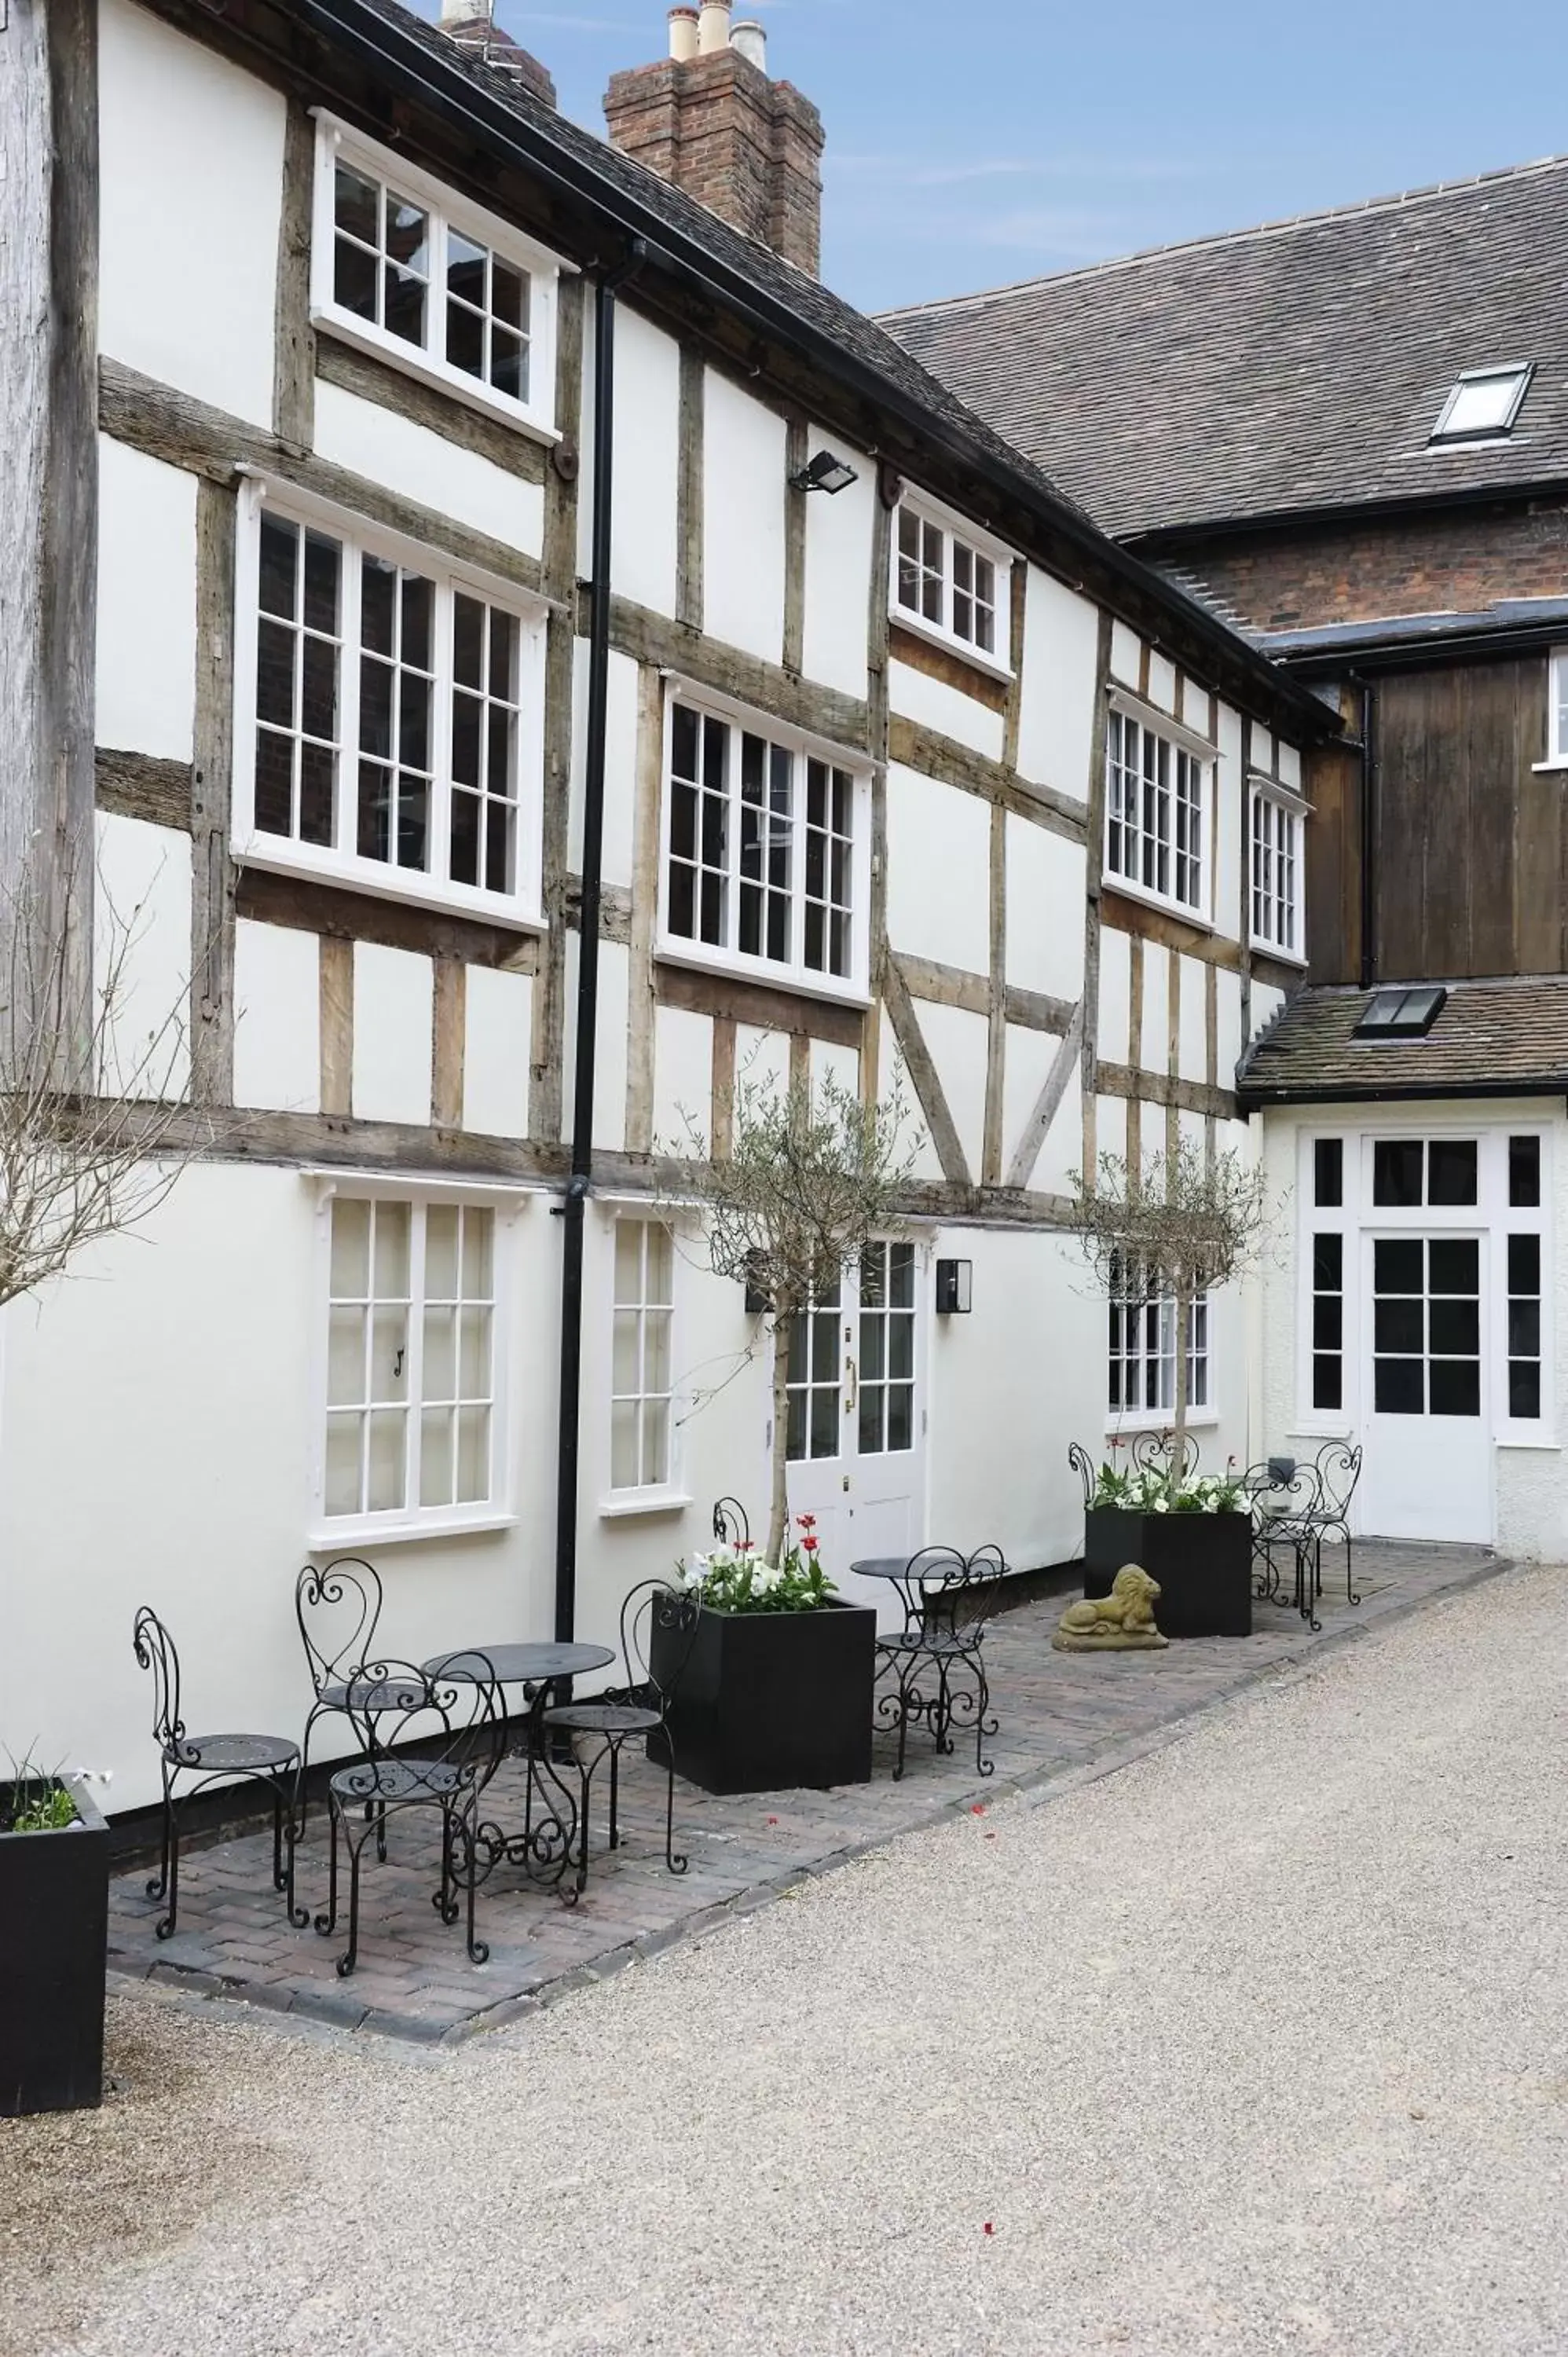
[{"xmin": 106, "ymin": 1541, "xmax": 1505, "ymax": 2042}]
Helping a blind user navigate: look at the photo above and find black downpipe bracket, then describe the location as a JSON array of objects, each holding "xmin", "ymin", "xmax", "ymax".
[{"xmin": 553, "ymin": 243, "xmax": 647, "ymax": 1648}]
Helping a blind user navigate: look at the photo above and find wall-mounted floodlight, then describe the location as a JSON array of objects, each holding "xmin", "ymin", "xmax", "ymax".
[
  {"xmin": 791, "ymin": 449, "xmax": 859, "ymax": 496},
  {"xmin": 935, "ymin": 1259, "xmax": 973, "ymax": 1316}
]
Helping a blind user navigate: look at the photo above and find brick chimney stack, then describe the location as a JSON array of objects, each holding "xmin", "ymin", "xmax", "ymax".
[
  {"xmin": 603, "ymin": 3, "xmax": 826, "ymax": 277},
  {"xmin": 438, "ymin": 0, "xmax": 558, "ymax": 108}
]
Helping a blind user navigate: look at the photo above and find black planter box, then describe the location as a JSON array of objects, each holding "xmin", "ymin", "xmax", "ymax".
[
  {"xmin": 1084, "ymin": 1507, "xmax": 1253, "ymax": 1638},
  {"xmin": 0, "ymin": 1776, "xmax": 109, "ymax": 2117},
  {"xmin": 649, "ymin": 1597, "xmax": 877, "ymax": 1794}
]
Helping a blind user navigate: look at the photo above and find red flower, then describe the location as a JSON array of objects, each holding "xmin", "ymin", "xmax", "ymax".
[
  {"xmin": 797, "ymin": 1514, "xmax": 817, "ymax": 1530},
  {"xmin": 970, "ymin": 1804, "xmax": 986, "ymax": 1816},
  {"xmin": 802, "ymin": 1535, "xmax": 819, "ymax": 1553},
  {"xmin": 767, "ymin": 1815, "xmax": 779, "ymax": 1826},
  {"xmin": 983, "ymin": 2223, "xmax": 995, "ymax": 2238},
  {"xmin": 737, "ymin": 1539, "xmax": 753, "ymax": 1553}
]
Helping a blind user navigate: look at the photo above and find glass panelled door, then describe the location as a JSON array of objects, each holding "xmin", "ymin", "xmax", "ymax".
[
  {"xmin": 783, "ymin": 1243, "xmax": 925, "ymax": 1629},
  {"xmin": 1361, "ymin": 1230, "xmax": 1492, "ymax": 1541}
]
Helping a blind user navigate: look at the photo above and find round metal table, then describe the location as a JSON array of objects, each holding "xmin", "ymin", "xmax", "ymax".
[
  {"xmin": 421, "ymin": 1644, "xmax": 615, "ymax": 1896},
  {"xmin": 424, "ymin": 1642, "xmax": 614, "ymax": 1685}
]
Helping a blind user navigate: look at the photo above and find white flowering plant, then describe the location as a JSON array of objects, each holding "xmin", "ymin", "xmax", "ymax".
[
  {"xmin": 1090, "ymin": 1457, "xmax": 1246, "ymax": 1516},
  {"xmin": 678, "ymin": 1516, "xmax": 837, "ymax": 1615}
]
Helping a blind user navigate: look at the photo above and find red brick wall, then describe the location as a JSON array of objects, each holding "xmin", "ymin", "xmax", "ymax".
[
  {"xmin": 1160, "ymin": 497, "xmax": 1568, "ymax": 634},
  {"xmin": 604, "ymin": 53, "xmax": 824, "ymax": 276}
]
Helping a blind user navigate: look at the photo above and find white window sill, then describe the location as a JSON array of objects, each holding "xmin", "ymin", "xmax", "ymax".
[
  {"xmin": 1251, "ymin": 936, "xmax": 1309, "ymax": 968},
  {"xmin": 1105, "ymin": 1412, "xmax": 1221, "ymax": 1438},
  {"xmin": 888, "ymin": 603, "xmax": 1014, "ymax": 686},
  {"xmin": 1531, "ymin": 759, "xmax": 1568, "ymax": 775},
  {"xmin": 236, "ymin": 837, "xmax": 547, "ymax": 934},
  {"xmin": 1496, "ymin": 1433, "xmax": 1559, "ymax": 1452},
  {"xmin": 311, "ymin": 307, "xmax": 562, "ymax": 447},
  {"xmin": 598, "ymin": 1491, "xmax": 694, "ymax": 1520},
  {"xmin": 310, "ymin": 1509, "xmax": 518, "ymax": 1549},
  {"xmin": 1101, "ymin": 871, "xmax": 1214, "ymax": 933},
  {"xmin": 654, "ymin": 941, "xmax": 873, "ymax": 1014}
]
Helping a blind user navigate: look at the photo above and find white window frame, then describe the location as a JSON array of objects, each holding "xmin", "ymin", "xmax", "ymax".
[
  {"xmin": 307, "ymin": 1173, "xmax": 529, "ymax": 1547},
  {"xmin": 310, "ymin": 112, "xmax": 566, "ymax": 442},
  {"xmin": 888, "ymin": 489, "xmax": 1015, "ymax": 680},
  {"xmin": 600, "ymin": 1209, "xmax": 691, "ymax": 1517},
  {"xmin": 655, "ymin": 678, "xmax": 874, "ymax": 1008},
  {"xmin": 232, "ymin": 475, "xmax": 548, "ymax": 928},
  {"xmin": 1106, "ymin": 1268, "xmax": 1215, "ymax": 1435},
  {"xmin": 1428, "ymin": 363, "xmax": 1533, "ymax": 447},
  {"xmin": 1248, "ymin": 775, "xmax": 1308, "ymax": 962},
  {"xmin": 1292, "ymin": 1120, "xmax": 1554, "ymax": 1447},
  {"xmin": 1102, "ymin": 687, "xmax": 1216, "ymax": 925},
  {"xmin": 1539, "ymin": 647, "xmax": 1568, "ymax": 772}
]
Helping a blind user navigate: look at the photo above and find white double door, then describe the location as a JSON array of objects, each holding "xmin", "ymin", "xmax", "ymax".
[
  {"xmin": 782, "ymin": 1241, "xmax": 926, "ymax": 1632},
  {"xmin": 1359, "ymin": 1229, "xmax": 1493, "ymax": 1543}
]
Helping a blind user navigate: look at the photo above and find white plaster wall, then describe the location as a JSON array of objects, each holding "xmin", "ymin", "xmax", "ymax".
[
  {"xmin": 610, "ymin": 307, "xmax": 680, "ymax": 617},
  {"xmin": 352, "ymin": 941, "xmax": 432, "ymax": 1124},
  {"xmin": 463, "ymin": 965, "xmax": 531, "ymax": 1139},
  {"xmin": 1002, "ymin": 1024, "xmax": 1061, "ymax": 1182},
  {"xmin": 233, "ymin": 918, "xmax": 319, "ymax": 1113},
  {"xmin": 0, "ymin": 1165, "xmax": 564, "ymax": 1809},
  {"xmin": 1015, "ymin": 569, "xmax": 1098, "ymax": 802},
  {"xmin": 810, "ymin": 1037, "xmax": 860, "ymax": 1098},
  {"xmin": 702, "ymin": 372, "xmax": 786, "ymax": 665},
  {"xmin": 653, "ymin": 1003, "xmax": 713, "ymax": 1156},
  {"xmin": 310, "ymin": 383, "xmax": 545, "ymax": 555},
  {"xmin": 95, "ymin": 812, "xmax": 191, "ymax": 1101},
  {"xmin": 801, "ymin": 431, "xmax": 874, "ymax": 698},
  {"xmin": 592, "ymin": 939, "xmax": 630, "ymax": 1155},
  {"xmin": 98, "ymin": 0, "xmax": 283, "ymax": 427},
  {"xmin": 1146, "ymin": 651, "xmax": 1177, "ymax": 715},
  {"xmin": 1138, "ymin": 941, "xmax": 1170, "ymax": 1074},
  {"xmin": 1214, "ymin": 702, "xmax": 1245, "ymax": 944},
  {"xmin": 1181, "ymin": 678, "xmax": 1214, "ymax": 736},
  {"xmin": 1215, "ymin": 967, "xmax": 1244, "ymax": 1091},
  {"xmin": 888, "ymin": 662, "xmax": 1006, "ymax": 761},
  {"xmin": 1109, "ymin": 621, "xmax": 1141, "ymax": 689},
  {"xmin": 95, "ymin": 439, "xmax": 197, "ymax": 761},
  {"xmin": 1178, "ymin": 953, "xmax": 1209, "ymax": 1084},
  {"xmin": 1031, "ymin": 1059, "xmax": 1083, "ymax": 1198},
  {"xmin": 1278, "ymin": 739, "xmax": 1302, "ymax": 792},
  {"xmin": 917, "ymin": 1001, "xmax": 988, "ymax": 1178},
  {"xmin": 1006, "ymin": 822, "xmax": 1086, "ymax": 1004},
  {"xmin": 570, "ymin": 647, "xmax": 641, "ymax": 887},
  {"xmin": 1251, "ymin": 981, "xmax": 1286, "ymax": 1043},
  {"xmin": 1097, "ymin": 926, "xmax": 1130, "ymax": 1065},
  {"xmin": 1095, "ymin": 1091, "xmax": 1127, "ymax": 1166},
  {"xmin": 885, "ymin": 765, "xmax": 990, "ymax": 975},
  {"xmin": 735, "ymin": 1024, "xmax": 791, "ymax": 1103}
]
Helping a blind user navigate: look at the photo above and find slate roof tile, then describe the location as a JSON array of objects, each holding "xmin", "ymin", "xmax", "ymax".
[{"xmin": 1236, "ymin": 978, "xmax": 1568, "ymax": 1105}]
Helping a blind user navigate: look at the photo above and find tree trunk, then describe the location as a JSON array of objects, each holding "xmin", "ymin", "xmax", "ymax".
[
  {"xmin": 767, "ymin": 1311, "xmax": 793, "ymax": 1564},
  {"xmin": 1171, "ymin": 1282, "xmax": 1191, "ymax": 1496}
]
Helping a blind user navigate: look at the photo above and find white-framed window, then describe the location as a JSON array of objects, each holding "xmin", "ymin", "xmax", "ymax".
[
  {"xmin": 1429, "ymin": 363, "xmax": 1533, "ymax": 445},
  {"xmin": 311, "ymin": 116, "xmax": 562, "ymax": 438},
  {"xmin": 233, "ymin": 480, "xmax": 547, "ymax": 925},
  {"xmin": 1104, "ymin": 697, "xmax": 1212, "ymax": 919},
  {"xmin": 1549, "ymin": 647, "xmax": 1568, "ymax": 767},
  {"xmin": 610, "ymin": 1219, "xmax": 677, "ymax": 1497},
  {"xmin": 658, "ymin": 685, "xmax": 871, "ymax": 1003},
  {"xmin": 1108, "ymin": 1264, "xmax": 1211, "ymax": 1425},
  {"xmin": 890, "ymin": 493, "xmax": 1013, "ymax": 674},
  {"xmin": 1250, "ymin": 781, "xmax": 1306, "ymax": 959},
  {"xmin": 316, "ymin": 1186, "xmax": 518, "ymax": 1543}
]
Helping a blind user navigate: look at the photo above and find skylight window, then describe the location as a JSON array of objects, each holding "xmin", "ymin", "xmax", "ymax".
[
  {"xmin": 1354, "ymin": 987, "xmax": 1447, "ymax": 1039},
  {"xmin": 1430, "ymin": 365, "xmax": 1533, "ymax": 444}
]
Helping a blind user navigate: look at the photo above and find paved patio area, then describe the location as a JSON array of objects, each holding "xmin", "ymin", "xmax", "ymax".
[{"xmin": 106, "ymin": 1540, "xmax": 1506, "ymax": 2043}]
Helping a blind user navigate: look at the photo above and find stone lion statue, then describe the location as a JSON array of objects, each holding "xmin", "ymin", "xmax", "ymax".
[{"xmin": 1053, "ymin": 1563, "xmax": 1168, "ymax": 1651}]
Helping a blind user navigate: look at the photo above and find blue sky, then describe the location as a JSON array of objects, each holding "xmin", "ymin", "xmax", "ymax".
[{"xmin": 419, "ymin": 1, "xmax": 1568, "ymax": 313}]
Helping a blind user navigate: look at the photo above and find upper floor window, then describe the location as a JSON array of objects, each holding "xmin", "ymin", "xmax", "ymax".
[
  {"xmin": 891, "ymin": 495, "xmax": 1013, "ymax": 674},
  {"xmin": 234, "ymin": 484, "xmax": 546, "ymax": 925},
  {"xmin": 1550, "ymin": 647, "xmax": 1568, "ymax": 767},
  {"xmin": 311, "ymin": 115, "xmax": 562, "ymax": 438},
  {"xmin": 659, "ymin": 692, "xmax": 870, "ymax": 1001},
  {"xmin": 319, "ymin": 1191, "xmax": 510, "ymax": 1542},
  {"xmin": 1105, "ymin": 698, "xmax": 1211, "ymax": 919},
  {"xmin": 1429, "ymin": 363, "xmax": 1533, "ymax": 445},
  {"xmin": 1250, "ymin": 781, "xmax": 1305, "ymax": 960}
]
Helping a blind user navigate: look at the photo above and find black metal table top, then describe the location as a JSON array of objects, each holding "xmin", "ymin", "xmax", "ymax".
[
  {"xmin": 849, "ymin": 1556, "xmax": 962, "ymax": 1581},
  {"xmin": 423, "ymin": 1642, "xmax": 614, "ymax": 1684}
]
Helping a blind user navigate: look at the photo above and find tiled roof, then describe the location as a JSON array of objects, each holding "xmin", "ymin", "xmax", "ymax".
[
  {"xmin": 1236, "ymin": 980, "xmax": 1568, "ymax": 1105},
  {"xmin": 879, "ymin": 159, "xmax": 1568, "ymax": 541}
]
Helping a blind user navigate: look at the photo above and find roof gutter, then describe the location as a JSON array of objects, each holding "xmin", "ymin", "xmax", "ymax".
[
  {"xmin": 1239, "ymin": 1079, "xmax": 1568, "ymax": 1110},
  {"xmin": 258, "ymin": 0, "xmax": 1331, "ymax": 740},
  {"xmin": 1277, "ymin": 616, "xmax": 1568, "ymax": 679}
]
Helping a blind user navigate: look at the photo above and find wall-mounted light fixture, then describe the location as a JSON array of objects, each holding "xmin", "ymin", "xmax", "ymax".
[
  {"xmin": 935, "ymin": 1259, "xmax": 973, "ymax": 1316},
  {"xmin": 790, "ymin": 448, "xmax": 859, "ymax": 497}
]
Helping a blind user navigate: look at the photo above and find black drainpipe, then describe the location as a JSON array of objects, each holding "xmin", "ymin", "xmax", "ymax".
[
  {"xmin": 1357, "ymin": 676, "xmax": 1376, "ymax": 990},
  {"xmin": 553, "ymin": 240, "xmax": 647, "ymax": 1647}
]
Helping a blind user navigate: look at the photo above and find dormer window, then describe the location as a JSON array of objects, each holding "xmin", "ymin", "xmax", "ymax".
[{"xmin": 1429, "ymin": 364, "xmax": 1533, "ymax": 445}]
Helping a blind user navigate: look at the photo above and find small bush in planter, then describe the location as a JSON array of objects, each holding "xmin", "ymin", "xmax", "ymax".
[
  {"xmin": 1, "ymin": 1754, "xmax": 108, "ymax": 2117},
  {"xmin": 651, "ymin": 1518, "xmax": 876, "ymax": 1794},
  {"xmin": 3, "ymin": 1754, "xmax": 80, "ymax": 1833},
  {"xmin": 1089, "ymin": 1459, "xmax": 1246, "ymax": 1515}
]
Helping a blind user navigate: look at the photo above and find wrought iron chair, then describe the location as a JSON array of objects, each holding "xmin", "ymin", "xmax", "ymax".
[
  {"xmin": 132, "ymin": 1607, "xmax": 302, "ymax": 1939},
  {"xmin": 712, "ymin": 1496, "xmax": 752, "ymax": 1549},
  {"xmin": 1300, "ymin": 1443, "xmax": 1364, "ymax": 1607},
  {"xmin": 1128, "ymin": 1429, "xmax": 1202, "ymax": 1486},
  {"xmin": 313, "ymin": 1655, "xmax": 507, "ymax": 1978},
  {"xmin": 542, "ymin": 1582, "xmax": 702, "ymax": 1899},
  {"xmin": 1242, "ymin": 1460, "xmax": 1324, "ymax": 1631},
  {"xmin": 874, "ymin": 1545, "xmax": 1008, "ymax": 1781},
  {"xmin": 1068, "ymin": 1442, "xmax": 1098, "ymax": 1512}
]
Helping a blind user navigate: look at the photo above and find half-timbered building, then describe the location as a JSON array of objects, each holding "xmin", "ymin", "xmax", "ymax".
[
  {"xmin": 2, "ymin": 0, "xmax": 1332, "ymax": 1802},
  {"xmin": 888, "ymin": 159, "xmax": 1568, "ymax": 1556}
]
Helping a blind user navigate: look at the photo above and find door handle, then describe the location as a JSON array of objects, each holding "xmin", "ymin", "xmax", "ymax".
[{"xmin": 844, "ymin": 1354, "xmax": 858, "ymax": 1414}]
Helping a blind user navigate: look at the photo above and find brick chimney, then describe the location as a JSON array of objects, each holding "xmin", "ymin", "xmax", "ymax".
[
  {"xmin": 439, "ymin": 0, "xmax": 558, "ymax": 109},
  {"xmin": 603, "ymin": 3, "xmax": 826, "ymax": 276}
]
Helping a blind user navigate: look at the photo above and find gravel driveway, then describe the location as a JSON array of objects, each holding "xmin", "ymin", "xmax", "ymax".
[{"xmin": 5, "ymin": 1563, "xmax": 1566, "ymax": 2357}]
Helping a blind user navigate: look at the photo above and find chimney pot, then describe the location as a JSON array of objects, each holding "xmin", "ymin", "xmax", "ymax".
[
  {"xmin": 697, "ymin": 0, "xmax": 731, "ymax": 54},
  {"xmin": 439, "ymin": 0, "xmax": 489, "ymax": 22},
  {"xmin": 668, "ymin": 5, "xmax": 699, "ymax": 60},
  {"xmin": 730, "ymin": 18, "xmax": 766, "ymax": 68}
]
